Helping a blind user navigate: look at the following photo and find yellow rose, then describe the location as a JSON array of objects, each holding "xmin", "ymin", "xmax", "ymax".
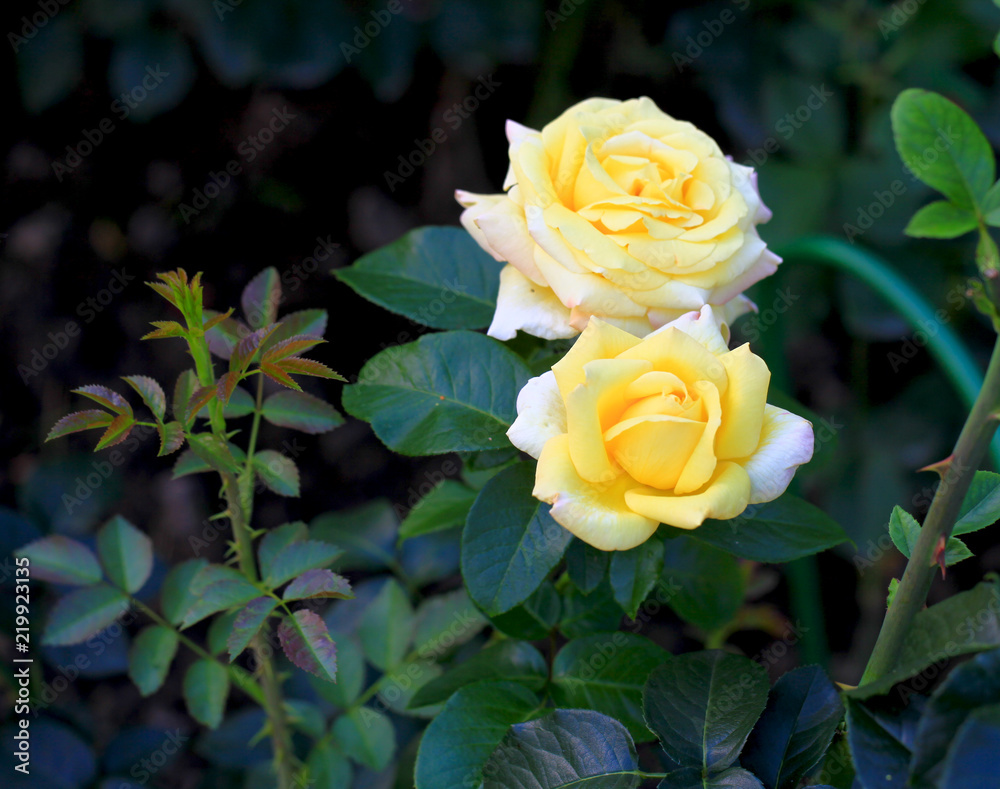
[
  {"xmin": 507, "ymin": 306, "xmax": 814, "ymax": 551},
  {"xmin": 456, "ymin": 96, "xmax": 779, "ymax": 340}
]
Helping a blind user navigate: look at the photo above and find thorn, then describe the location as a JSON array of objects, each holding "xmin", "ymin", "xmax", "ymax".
[
  {"xmin": 933, "ymin": 535, "xmax": 948, "ymax": 579},
  {"xmin": 919, "ymin": 455, "xmax": 954, "ymax": 476}
]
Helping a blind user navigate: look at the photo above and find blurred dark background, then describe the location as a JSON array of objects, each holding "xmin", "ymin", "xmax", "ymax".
[{"xmin": 3, "ymin": 0, "xmax": 1000, "ymax": 786}]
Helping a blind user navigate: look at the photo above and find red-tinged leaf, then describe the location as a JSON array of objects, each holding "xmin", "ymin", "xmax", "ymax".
[
  {"xmin": 15, "ymin": 535, "xmax": 102, "ymax": 585},
  {"xmin": 185, "ymin": 385, "xmax": 218, "ymax": 424},
  {"xmin": 230, "ymin": 325, "xmax": 280, "ymax": 375},
  {"xmin": 283, "ymin": 569, "xmax": 354, "ymax": 601},
  {"xmin": 261, "ymin": 335, "xmax": 326, "ymax": 364},
  {"xmin": 262, "ymin": 390, "xmax": 343, "ymax": 435},
  {"xmin": 146, "ymin": 281, "xmax": 178, "ymax": 307},
  {"xmin": 122, "ymin": 375, "xmax": 166, "ymax": 422},
  {"xmin": 95, "ymin": 414, "xmax": 134, "ymax": 450},
  {"xmin": 46, "ymin": 410, "xmax": 114, "ymax": 442},
  {"xmin": 217, "ymin": 371, "xmax": 242, "ymax": 406},
  {"xmin": 280, "ymin": 357, "xmax": 346, "ymax": 381},
  {"xmin": 173, "ymin": 370, "xmax": 198, "ymax": 420},
  {"xmin": 141, "ymin": 320, "xmax": 187, "ymax": 340},
  {"xmin": 227, "ymin": 596, "xmax": 279, "ymax": 661},
  {"xmin": 263, "ymin": 309, "xmax": 328, "ymax": 349},
  {"xmin": 252, "ymin": 450, "xmax": 300, "ymax": 497},
  {"xmin": 204, "ymin": 309, "xmax": 249, "ymax": 359},
  {"xmin": 203, "ymin": 307, "xmax": 235, "ymax": 333},
  {"xmin": 73, "ymin": 385, "xmax": 132, "ymax": 416},
  {"xmin": 260, "ymin": 362, "xmax": 302, "ymax": 391},
  {"xmin": 157, "ymin": 421, "xmax": 185, "ymax": 456},
  {"xmin": 187, "ymin": 434, "xmax": 242, "ymax": 475},
  {"xmin": 242, "ymin": 267, "xmax": 282, "ymax": 329},
  {"xmin": 277, "ymin": 609, "xmax": 337, "ymax": 682}
]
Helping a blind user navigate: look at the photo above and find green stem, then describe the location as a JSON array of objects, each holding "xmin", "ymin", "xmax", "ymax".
[
  {"xmin": 246, "ymin": 373, "xmax": 266, "ymax": 465},
  {"xmin": 861, "ymin": 334, "xmax": 1000, "ymax": 684},
  {"xmin": 778, "ymin": 236, "xmax": 1000, "ymax": 469}
]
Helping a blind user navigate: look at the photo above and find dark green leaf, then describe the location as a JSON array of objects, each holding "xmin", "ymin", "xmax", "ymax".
[
  {"xmin": 939, "ymin": 703, "xmax": 1000, "ymax": 788},
  {"xmin": 741, "ymin": 666, "xmax": 845, "ymax": 789},
  {"xmin": 491, "ymin": 581, "xmax": 562, "ymax": 640},
  {"xmin": 643, "ymin": 651, "xmax": 769, "ymax": 772},
  {"xmin": 207, "ymin": 609, "xmax": 241, "ymax": 656},
  {"xmin": 955, "ymin": 471, "xmax": 1000, "ymax": 535},
  {"xmin": 309, "ymin": 632, "xmax": 364, "ymax": 708},
  {"xmin": 559, "ymin": 582, "xmax": 623, "ymax": 639},
  {"xmin": 43, "ymin": 583, "xmax": 130, "ymax": 645},
  {"xmin": 307, "ymin": 739, "xmax": 353, "ymax": 789},
  {"xmin": 264, "ymin": 309, "xmax": 328, "ymax": 348},
  {"xmin": 15, "ymin": 535, "xmax": 102, "ymax": 586},
  {"xmin": 311, "ymin": 499, "xmax": 398, "ymax": 572},
  {"xmin": 97, "ymin": 515, "xmax": 153, "ymax": 594},
  {"xmin": 181, "ymin": 571, "xmax": 262, "ymax": 629},
  {"xmin": 891, "ymin": 89, "xmax": 994, "ymax": 209},
  {"xmin": 157, "ymin": 421, "xmax": 185, "ymax": 456},
  {"xmin": 252, "ymin": 450, "xmax": 300, "ymax": 497},
  {"xmin": 334, "ymin": 226, "xmax": 502, "ymax": 330},
  {"xmin": 46, "ymin": 410, "xmax": 114, "ymax": 442},
  {"xmin": 278, "ymin": 609, "xmax": 338, "ymax": 682},
  {"xmin": 409, "ymin": 641, "xmax": 548, "ymax": 708},
  {"xmin": 845, "ymin": 698, "xmax": 912, "ymax": 789},
  {"xmin": 257, "ymin": 521, "xmax": 308, "ymax": 581},
  {"xmin": 462, "ymin": 463, "xmax": 572, "ymax": 615},
  {"xmin": 263, "ymin": 540, "xmax": 343, "ymax": 587},
  {"xmin": 227, "ymin": 597, "xmax": 279, "ymax": 661},
  {"xmin": 183, "ymin": 659, "xmax": 229, "ymax": 729},
  {"xmin": 482, "ymin": 709, "xmax": 640, "ymax": 789},
  {"xmin": 660, "ymin": 767, "xmax": 766, "ymax": 789},
  {"xmin": 242, "ymin": 267, "xmax": 281, "ymax": 329},
  {"xmin": 262, "ymin": 390, "xmax": 343, "ymax": 434},
  {"xmin": 904, "ymin": 201, "xmax": 978, "ymax": 238},
  {"xmin": 663, "ymin": 495, "xmax": 849, "ymax": 563},
  {"xmin": 888, "ymin": 506, "xmax": 972, "ymax": 567},
  {"xmin": 187, "ymin": 433, "xmax": 242, "ymax": 475},
  {"xmin": 342, "ymin": 331, "xmax": 531, "ymax": 455},
  {"xmin": 358, "ymin": 579, "xmax": 414, "ymax": 671},
  {"xmin": 661, "ymin": 537, "xmax": 744, "ymax": 632},
  {"xmin": 333, "ymin": 708, "xmax": 396, "ymax": 771},
  {"xmin": 415, "ymin": 680, "xmax": 541, "ymax": 789},
  {"xmin": 399, "ymin": 480, "xmax": 478, "ymax": 542},
  {"xmin": 610, "ymin": 535, "xmax": 665, "ymax": 619},
  {"xmin": 566, "ymin": 538, "xmax": 610, "ymax": 595},
  {"xmin": 122, "ymin": 375, "xmax": 167, "ymax": 422},
  {"xmin": 128, "ymin": 625, "xmax": 178, "ymax": 696},
  {"xmin": 282, "ymin": 569, "xmax": 353, "ymax": 601},
  {"xmin": 412, "ymin": 588, "xmax": 487, "ymax": 658},
  {"xmin": 552, "ymin": 633, "xmax": 671, "ymax": 743},
  {"xmin": 173, "ymin": 370, "xmax": 198, "ymax": 421},
  {"xmin": 161, "ymin": 558, "xmax": 208, "ymax": 625}
]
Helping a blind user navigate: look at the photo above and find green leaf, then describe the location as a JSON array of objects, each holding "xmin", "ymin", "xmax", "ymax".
[
  {"xmin": 378, "ymin": 660, "xmax": 444, "ymax": 717},
  {"xmin": 643, "ymin": 650, "xmax": 769, "ymax": 772},
  {"xmin": 161, "ymin": 558, "xmax": 208, "ymax": 625},
  {"xmin": 183, "ymin": 659, "xmax": 229, "ymax": 729},
  {"xmin": 490, "ymin": 581, "xmax": 561, "ymax": 640},
  {"xmin": 252, "ymin": 450, "xmax": 300, "ymax": 497},
  {"xmin": 46, "ymin": 410, "xmax": 114, "ymax": 442},
  {"xmin": 909, "ymin": 648, "xmax": 1000, "ymax": 789},
  {"xmin": 157, "ymin": 421, "xmax": 185, "ymax": 456},
  {"xmin": 462, "ymin": 462, "xmax": 572, "ymax": 615},
  {"xmin": 660, "ymin": 767, "xmax": 766, "ymax": 788},
  {"xmin": 223, "ymin": 386, "xmax": 255, "ymax": 418},
  {"xmin": 261, "ymin": 390, "xmax": 343, "ymax": 434},
  {"xmin": 306, "ymin": 740, "xmax": 353, "ymax": 789},
  {"xmin": 264, "ymin": 308, "xmax": 328, "ymax": 348},
  {"xmin": 257, "ymin": 521, "xmax": 308, "ymax": 580},
  {"xmin": 609, "ymin": 535, "xmax": 664, "ymax": 619},
  {"xmin": 741, "ymin": 666, "xmax": 845, "ymax": 789},
  {"xmin": 187, "ymin": 433, "xmax": 242, "ymax": 475},
  {"xmin": 888, "ymin": 506, "xmax": 972, "ymax": 567},
  {"xmin": 333, "ymin": 708, "xmax": 396, "ymax": 771},
  {"xmin": 415, "ymin": 680, "xmax": 541, "ymax": 789},
  {"xmin": 227, "ymin": 597, "xmax": 279, "ymax": 661},
  {"xmin": 938, "ymin": 703, "xmax": 1000, "ymax": 788},
  {"xmin": 409, "ymin": 641, "xmax": 548, "ymax": 708},
  {"xmin": 128, "ymin": 625, "xmax": 178, "ymax": 696},
  {"xmin": 277, "ymin": 609, "xmax": 338, "ymax": 682},
  {"xmin": 566, "ymin": 537, "xmax": 609, "ymax": 595},
  {"xmin": 122, "ymin": 375, "xmax": 167, "ymax": 422},
  {"xmin": 481, "ymin": 709, "xmax": 640, "ymax": 789},
  {"xmin": 849, "ymin": 576, "xmax": 1000, "ymax": 699},
  {"xmin": 845, "ymin": 698, "xmax": 912, "ymax": 789},
  {"xmin": 181, "ymin": 570, "xmax": 262, "ymax": 629},
  {"xmin": 207, "ymin": 609, "xmax": 241, "ymax": 656},
  {"xmin": 73, "ymin": 384, "xmax": 132, "ymax": 415},
  {"xmin": 342, "ymin": 330, "xmax": 531, "ymax": 455},
  {"xmin": 955, "ymin": 470, "xmax": 1000, "ymax": 534},
  {"xmin": 412, "ymin": 589, "xmax": 487, "ymax": 658},
  {"xmin": 358, "ymin": 579, "xmax": 414, "ymax": 671},
  {"xmin": 282, "ymin": 569, "xmax": 354, "ymax": 601},
  {"xmin": 662, "ymin": 494, "xmax": 850, "ymax": 563},
  {"xmin": 242, "ymin": 267, "xmax": 281, "ymax": 329},
  {"xmin": 173, "ymin": 369, "xmax": 198, "ymax": 420},
  {"xmin": 904, "ymin": 200, "xmax": 978, "ymax": 239},
  {"xmin": 264, "ymin": 541, "xmax": 343, "ymax": 588},
  {"xmin": 96, "ymin": 515, "xmax": 153, "ymax": 594},
  {"xmin": 660, "ymin": 537, "xmax": 744, "ymax": 632},
  {"xmin": 309, "ymin": 632, "xmax": 364, "ymax": 708},
  {"xmin": 43, "ymin": 583, "xmax": 130, "ymax": 645},
  {"xmin": 891, "ymin": 88, "xmax": 994, "ymax": 210},
  {"xmin": 15, "ymin": 535, "xmax": 102, "ymax": 585},
  {"xmin": 552, "ymin": 633, "xmax": 671, "ymax": 743},
  {"xmin": 95, "ymin": 413, "xmax": 135, "ymax": 450},
  {"xmin": 311, "ymin": 500, "xmax": 398, "ymax": 572},
  {"xmin": 335, "ymin": 226, "xmax": 503, "ymax": 330},
  {"xmin": 399, "ymin": 480, "xmax": 478, "ymax": 542},
  {"xmin": 559, "ymin": 582, "xmax": 623, "ymax": 639}
]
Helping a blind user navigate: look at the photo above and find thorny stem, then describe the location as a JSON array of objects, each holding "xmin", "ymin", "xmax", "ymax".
[{"xmin": 861, "ymin": 335, "xmax": 1000, "ymax": 684}]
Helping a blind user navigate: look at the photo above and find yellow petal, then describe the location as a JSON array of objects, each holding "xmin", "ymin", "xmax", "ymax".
[
  {"xmin": 715, "ymin": 344, "xmax": 770, "ymax": 460},
  {"xmin": 605, "ymin": 414, "xmax": 705, "ymax": 489},
  {"xmin": 674, "ymin": 380, "xmax": 721, "ymax": 494},
  {"xmin": 552, "ymin": 318, "xmax": 641, "ymax": 399},
  {"xmin": 534, "ymin": 433, "xmax": 658, "ymax": 551},
  {"xmin": 624, "ymin": 461, "xmax": 751, "ymax": 529},
  {"xmin": 619, "ymin": 327, "xmax": 728, "ymax": 395},
  {"xmin": 565, "ymin": 358, "xmax": 652, "ymax": 483}
]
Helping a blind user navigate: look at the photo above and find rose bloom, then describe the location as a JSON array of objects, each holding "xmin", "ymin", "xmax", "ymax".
[
  {"xmin": 457, "ymin": 96, "xmax": 779, "ymax": 341},
  {"xmin": 507, "ymin": 306, "xmax": 813, "ymax": 551}
]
